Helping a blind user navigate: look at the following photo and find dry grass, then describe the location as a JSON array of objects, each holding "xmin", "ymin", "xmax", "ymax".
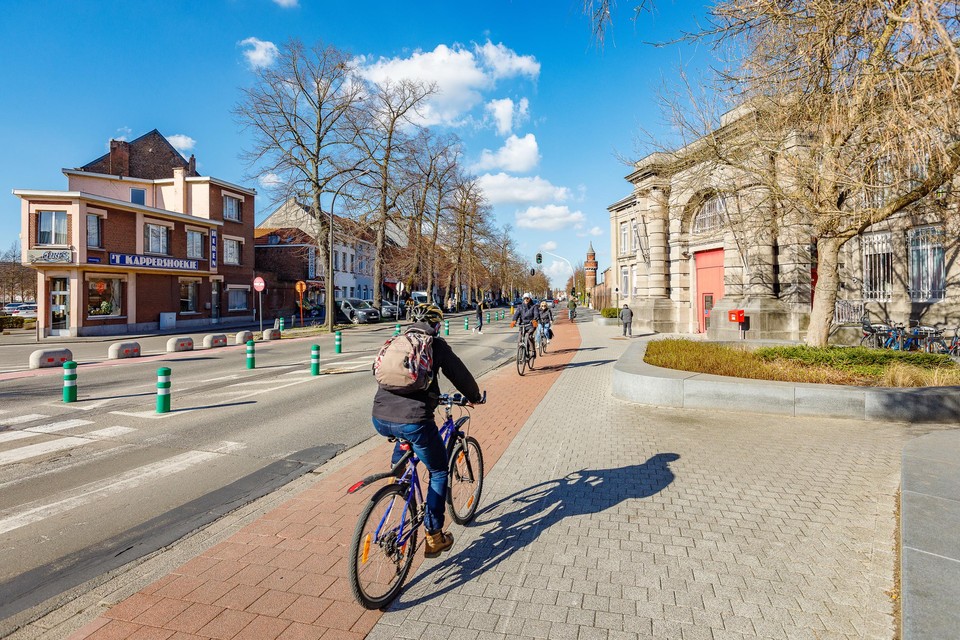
[{"xmin": 644, "ymin": 339, "xmax": 960, "ymax": 387}]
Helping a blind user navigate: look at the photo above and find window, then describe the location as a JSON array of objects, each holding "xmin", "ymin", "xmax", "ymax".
[
  {"xmin": 130, "ymin": 188, "xmax": 146, "ymax": 206},
  {"xmin": 333, "ymin": 252, "xmax": 340, "ymax": 270},
  {"xmin": 350, "ymin": 254, "xmax": 355, "ymax": 273},
  {"xmin": 87, "ymin": 279, "xmax": 122, "ymax": 317},
  {"xmin": 620, "ymin": 223, "xmax": 629, "ymax": 255},
  {"xmin": 908, "ymin": 226, "xmax": 945, "ymax": 301},
  {"xmin": 224, "ymin": 238, "xmax": 241, "ymax": 265},
  {"xmin": 693, "ymin": 195, "xmax": 726, "ymax": 234},
  {"xmin": 349, "ymin": 287, "xmax": 355, "ymax": 298},
  {"xmin": 223, "ymin": 195, "xmax": 241, "ymax": 221},
  {"xmin": 861, "ymin": 232, "xmax": 892, "ymax": 302},
  {"xmin": 86, "ymin": 214, "xmax": 102, "ymax": 248},
  {"xmin": 144, "ymin": 223, "xmax": 169, "ymax": 254},
  {"xmin": 621, "ymin": 268, "xmax": 629, "ymax": 296},
  {"xmin": 179, "ymin": 280, "xmax": 199, "ymax": 313},
  {"xmin": 631, "ymin": 220, "xmax": 638, "ymax": 251},
  {"xmin": 631, "ymin": 265, "xmax": 638, "ymax": 296},
  {"xmin": 228, "ymin": 289, "xmax": 248, "ymax": 311},
  {"xmin": 38, "ymin": 211, "xmax": 68, "ymax": 245},
  {"xmin": 187, "ymin": 231, "xmax": 205, "ymax": 259}
]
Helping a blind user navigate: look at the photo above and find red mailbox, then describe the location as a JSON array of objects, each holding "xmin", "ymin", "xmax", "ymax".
[{"xmin": 728, "ymin": 309, "xmax": 745, "ymax": 323}]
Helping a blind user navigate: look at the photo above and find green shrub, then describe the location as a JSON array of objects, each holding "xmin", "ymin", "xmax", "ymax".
[
  {"xmin": 0, "ymin": 316, "xmax": 24, "ymax": 329},
  {"xmin": 601, "ymin": 307, "xmax": 619, "ymax": 318}
]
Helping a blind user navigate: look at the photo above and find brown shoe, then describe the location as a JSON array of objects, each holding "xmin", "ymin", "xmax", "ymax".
[{"xmin": 424, "ymin": 530, "xmax": 454, "ymax": 558}]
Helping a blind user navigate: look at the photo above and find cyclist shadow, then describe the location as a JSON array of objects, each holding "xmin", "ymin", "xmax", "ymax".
[{"xmin": 394, "ymin": 452, "xmax": 680, "ymax": 608}]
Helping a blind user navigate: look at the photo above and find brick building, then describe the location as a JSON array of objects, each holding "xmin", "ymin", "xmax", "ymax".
[{"xmin": 13, "ymin": 130, "xmax": 256, "ymax": 337}]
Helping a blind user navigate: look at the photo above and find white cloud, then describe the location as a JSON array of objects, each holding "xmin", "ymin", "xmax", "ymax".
[
  {"xmin": 473, "ymin": 134, "xmax": 540, "ymax": 173},
  {"xmin": 239, "ymin": 37, "xmax": 279, "ymax": 69},
  {"xmin": 356, "ymin": 41, "xmax": 538, "ymax": 129},
  {"xmin": 167, "ymin": 134, "xmax": 196, "ymax": 155},
  {"xmin": 545, "ymin": 260, "xmax": 573, "ymax": 284},
  {"xmin": 258, "ymin": 172, "xmax": 282, "ymax": 188},
  {"xmin": 476, "ymin": 41, "xmax": 541, "ymax": 79},
  {"xmin": 589, "ymin": 226, "xmax": 603, "ymax": 236},
  {"xmin": 272, "ymin": 0, "xmax": 298, "ymax": 6},
  {"xmin": 540, "ymin": 240, "xmax": 557, "ymax": 251},
  {"xmin": 516, "ymin": 205, "xmax": 586, "ymax": 231},
  {"xmin": 476, "ymin": 173, "xmax": 570, "ymax": 205},
  {"xmin": 484, "ymin": 97, "xmax": 530, "ymax": 136}
]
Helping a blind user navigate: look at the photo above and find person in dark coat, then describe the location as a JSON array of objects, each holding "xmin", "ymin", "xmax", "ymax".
[{"xmin": 619, "ymin": 303, "xmax": 634, "ymax": 337}]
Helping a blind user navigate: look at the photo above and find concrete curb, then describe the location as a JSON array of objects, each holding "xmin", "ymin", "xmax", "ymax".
[{"xmin": 612, "ymin": 340, "xmax": 960, "ymax": 423}]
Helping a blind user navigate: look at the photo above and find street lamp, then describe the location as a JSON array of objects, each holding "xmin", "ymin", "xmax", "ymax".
[{"xmin": 326, "ymin": 170, "xmax": 370, "ymax": 333}]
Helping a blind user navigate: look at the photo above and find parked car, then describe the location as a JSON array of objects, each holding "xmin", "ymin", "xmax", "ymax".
[
  {"xmin": 2, "ymin": 302, "xmax": 25, "ymax": 316},
  {"xmin": 378, "ymin": 300, "xmax": 401, "ymax": 319},
  {"xmin": 340, "ymin": 298, "xmax": 380, "ymax": 324},
  {"xmin": 12, "ymin": 304, "xmax": 38, "ymax": 318}
]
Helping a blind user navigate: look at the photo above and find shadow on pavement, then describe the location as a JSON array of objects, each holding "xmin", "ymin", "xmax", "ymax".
[
  {"xmin": 528, "ymin": 359, "xmax": 615, "ymax": 374},
  {"xmin": 395, "ymin": 453, "xmax": 680, "ymax": 608},
  {"xmin": 168, "ymin": 400, "xmax": 257, "ymax": 413},
  {"xmin": 548, "ymin": 346, "xmax": 603, "ymax": 355}
]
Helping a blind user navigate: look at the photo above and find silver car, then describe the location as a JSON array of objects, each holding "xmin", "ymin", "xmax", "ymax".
[{"xmin": 340, "ymin": 298, "xmax": 380, "ymax": 324}]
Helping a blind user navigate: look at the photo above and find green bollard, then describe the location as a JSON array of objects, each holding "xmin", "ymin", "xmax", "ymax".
[
  {"xmin": 444, "ymin": 319, "xmax": 449, "ymax": 336},
  {"xmin": 62, "ymin": 361, "xmax": 77, "ymax": 403},
  {"xmin": 246, "ymin": 340, "xmax": 256, "ymax": 369},
  {"xmin": 394, "ymin": 323, "xmax": 401, "ymax": 336},
  {"xmin": 279, "ymin": 317, "xmax": 285, "ymax": 332},
  {"xmin": 464, "ymin": 317, "xmax": 469, "ymax": 331},
  {"xmin": 335, "ymin": 331, "xmax": 342, "ymax": 354},
  {"xmin": 156, "ymin": 367, "xmax": 171, "ymax": 413},
  {"xmin": 486, "ymin": 312, "xmax": 490, "ymax": 323},
  {"xmin": 311, "ymin": 344, "xmax": 320, "ymax": 376}
]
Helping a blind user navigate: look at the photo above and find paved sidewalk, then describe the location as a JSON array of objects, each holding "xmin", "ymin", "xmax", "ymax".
[
  {"xmin": 64, "ymin": 316, "xmax": 582, "ymax": 639},
  {"xmin": 366, "ymin": 321, "xmax": 938, "ymax": 640}
]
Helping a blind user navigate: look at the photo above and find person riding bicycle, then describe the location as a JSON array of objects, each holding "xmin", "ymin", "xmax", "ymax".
[
  {"xmin": 567, "ymin": 297, "xmax": 577, "ymax": 320},
  {"xmin": 511, "ymin": 293, "xmax": 538, "ymax": 354},
  {"xmin": 371, "ymin": 305, "xmax": 483, "ymax": 557},
  {"xmin": 536, "ymin": 300, "xmax": 554, "ymax": 347}
]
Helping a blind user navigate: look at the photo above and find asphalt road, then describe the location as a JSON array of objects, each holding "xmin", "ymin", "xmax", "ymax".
[{"xmin": 0, "ymin": 314, "xmax": 514, "ymax": 630}]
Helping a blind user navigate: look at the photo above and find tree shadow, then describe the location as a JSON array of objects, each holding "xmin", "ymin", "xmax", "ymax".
[
  {"xmin": 549, "ymin": 346, "xmax": 603, "ymax": 355},
  {"xmin": 394, "ymin": 453, "xmax": 680, "ymax": 608},
  {"xmin": 527, "ymin": 359, "xmax": 616, "ymax": 374}
]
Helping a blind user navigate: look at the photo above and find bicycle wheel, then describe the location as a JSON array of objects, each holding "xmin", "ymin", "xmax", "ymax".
[
  {"xmin": 516, "ymin": 344, "xmax": 526, "ymax": 375},
  {"xmin": 348, "ymin": 484, "xmax": 418, "ymax": 610},
  {"xmin": 447, "ymin": 436, "xmax": 485, "ymax": 524},
  {"xmin": 860, "ymin": 333, "xmax": 878, "ymax": 349},
  {"xmin": 528, "ymin": 340, "xmax": 536, "ymax": 370}
]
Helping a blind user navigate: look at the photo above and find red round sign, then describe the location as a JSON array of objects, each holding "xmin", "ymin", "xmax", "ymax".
[{"xmin": 253, "ymin": 277, "xmax": 265, "ymax": 292}]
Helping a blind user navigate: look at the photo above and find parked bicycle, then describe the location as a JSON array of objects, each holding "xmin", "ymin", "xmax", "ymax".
[
  {"xmin": 860, "ymin": 316, "xmax": 960, "ymax": 354},
  {"xmin": 347, "ymin": 391, "xmax": 486, "ymax": 609},
  {"xmin": 516, "ymin": 324, "xmax": 537, "ymax": 375}
]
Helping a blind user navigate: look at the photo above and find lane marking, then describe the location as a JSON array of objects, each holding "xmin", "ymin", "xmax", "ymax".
[
  {"xmin": 87, "ymin": 426, "xmax": 137, "ymax": 439},
  {"xmin": 0, "ymin": 414, "xmax": 48, "ymax": 427},
  {"xmin": 0, "ymin": 449, "xmax": 224, "ymax": 535},
  {"xmin": 0, "ymin": 419, "xmax": 95, "ymax": 444},
  {"xmin": 0, "ymin": 427, "xmax": 135, "ymax": 466}
]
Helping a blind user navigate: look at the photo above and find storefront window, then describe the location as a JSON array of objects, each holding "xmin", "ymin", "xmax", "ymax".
[
  {"xmin": 228, "ymin": 289, "xmax": 248, "ymax": 311},
  {"xmin": 88, "ymin": 279, "xmax": 122, "ymax": 317},
  {"xmin": 180, "ymin": 280, "xmax": 199, "ymax": 313}
]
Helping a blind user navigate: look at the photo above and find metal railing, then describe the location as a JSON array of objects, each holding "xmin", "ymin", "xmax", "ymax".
[{"xmin": 834, "ymin": 299, "xmax": 864, "ymax": 325}]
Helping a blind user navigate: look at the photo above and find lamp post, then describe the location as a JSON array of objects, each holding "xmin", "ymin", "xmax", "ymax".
[{"xmin": 326, "ymin": 170, "xmax": 370, "ymax": 333}]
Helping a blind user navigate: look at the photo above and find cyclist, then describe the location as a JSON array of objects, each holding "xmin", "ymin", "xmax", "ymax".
[
  {"xmin": 371, "ymin": 305, "xmax": 483, "ymax": 557},
  {"xmin": 536, "ymin": 300, "xmax": 554, "ymax": 348},
  {"xmin": 567, "ymin": 297, "xmax": 577, "ymax": 320},
  {"xmin": 511, "ymin": 293, "xmax": 538, "ymax": 356}
]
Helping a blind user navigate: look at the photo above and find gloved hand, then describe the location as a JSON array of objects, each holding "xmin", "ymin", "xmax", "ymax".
[{"xmin": 510, "ymin": 321, "xmax": 516, "ymax": 328}]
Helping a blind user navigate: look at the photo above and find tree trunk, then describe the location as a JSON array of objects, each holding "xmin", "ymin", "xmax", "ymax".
[{"xmin": 805, "ymin": 236, "xmax": 841, "ymax": 347}]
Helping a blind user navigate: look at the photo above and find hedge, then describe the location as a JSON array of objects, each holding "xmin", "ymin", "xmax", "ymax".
[
  {"xmin": 0, "ymin": 316, "xmax": 25, "ymax": 329},
  {"xmin": 601, "ymin": 307, "xmax": 620, "ymax": 318}
]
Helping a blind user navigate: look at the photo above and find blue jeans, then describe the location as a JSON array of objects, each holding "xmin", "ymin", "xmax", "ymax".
[
  {"xmin": 372, "ymin": 417, "xmax": 448, "ymax": 533},
  {"xmin": 536, "ymin": 322, "xmax": 551, "ymax": 345}
]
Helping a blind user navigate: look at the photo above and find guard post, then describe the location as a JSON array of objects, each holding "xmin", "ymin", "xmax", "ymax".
[
  {"xmin": 444, "ymin": 319, "xmax": 449, "ymax": 336},
  {"xmin": 279, "ymin": 317, "xmax": 285, "ymax": 332},
  {"xmin": 311, "ymin": 344, "xmax": 320, "ymax": 376},
  {"xmin": 335, "ymin": 331, "xmax": 343, "ymax": 354},
  {"xmin": 393, "ymin": 323, "xmax": 401, "ymax": 336},
  {"xmin": 62, "ymin": 361, "xmax": 77, "ymax": 403},
  {"xmin": 156, "ymin": 367, "xmax": 171, "ymax": 414},
  {"xmin": 464, "ymin": 317, "xmax": 469, "ymax": 331},
  {"xmin": 246, "ymin": 340, "xmax": 256, "ymax": 369}
]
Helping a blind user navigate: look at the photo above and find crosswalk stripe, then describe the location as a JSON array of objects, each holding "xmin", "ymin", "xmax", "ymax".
[
  {"xmin": 0, "ymin": 427, "xmax": 136, "ymax": 466},
  {"xmin": 0, "ymin": 414, "xmax": 48, "ymax": 427},
  {"xmin": 0, "ymin": 419, "xmax": 96, "ymax": 444},
  {"xmin": 0, "ymin": 449, "xmax": 222, "ymax": 535}
]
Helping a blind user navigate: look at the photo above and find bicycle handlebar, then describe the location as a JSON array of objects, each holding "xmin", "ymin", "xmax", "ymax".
[{"xmin": 439, "ymin": 390, "xmax": 487, "ymax": 407}]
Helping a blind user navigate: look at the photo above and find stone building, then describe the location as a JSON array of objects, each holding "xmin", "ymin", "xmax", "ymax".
[{"xmin": 608, "ymin": 110, "xmax": 960, "ymax": 341}]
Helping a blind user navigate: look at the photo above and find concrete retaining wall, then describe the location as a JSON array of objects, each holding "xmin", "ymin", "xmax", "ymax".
[{"xmin": 613, "ymin": 341, "xmax": 960, "ymax": 423}]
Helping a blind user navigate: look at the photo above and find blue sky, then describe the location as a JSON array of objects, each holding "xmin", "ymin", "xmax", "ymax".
[{"xmin": 0, "ymin": 0, "xmax": 711, "ymax": 285}]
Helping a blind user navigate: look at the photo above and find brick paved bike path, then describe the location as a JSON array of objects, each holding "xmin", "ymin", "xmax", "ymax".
[{"xmin": 68, "ymin": 318, "xmax": 581, "ymax": 640}]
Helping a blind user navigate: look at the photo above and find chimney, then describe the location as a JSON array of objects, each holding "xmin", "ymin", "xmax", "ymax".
[
  {"xmin": 187, "ymin": 154, "xmax": 196, "ymax": 175},
  {"xmin": 173, "ymin": 167, "xmax": 187, "ymax": 214},
  {"xmin": 109, "ymin": 140, "xmax": 130, "ymax": 177}
]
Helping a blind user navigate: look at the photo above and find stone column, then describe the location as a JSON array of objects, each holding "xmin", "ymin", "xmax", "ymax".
[{"xmin": 646, "ymin": 195, "xmax": 669, "ymax": 298}]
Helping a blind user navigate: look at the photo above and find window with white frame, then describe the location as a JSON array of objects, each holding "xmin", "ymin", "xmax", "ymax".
[
  {"xmin": 861, "ymin": 232, "xmax": 892, "ymax": 301},
  {"xmin": 86, "ymin": 214, "xmax": 102, "ymax": 248},
  {"xmin": 38, "ymin": 211, "xmax": 68, "ymax": 245},
  {"xmin": 631, "ymin": 220, "xmax": 638, "ymax": 251},
  {"xmin": 631, "ymin": 265, "xmax": 638, "ymax": 296},
  {"xmin": 224, "ymin": 238, "xmax": 241, "ymax": 265},
  {"xmin": 620, "ymin": 222, "xmax": 629, "ymax": 255},
  {"xmin": 144, "ymin": 223, "xmax": 169, "ymax": 254},
  {"xmin": 908, "ymin": 226, "xmax": 946, "ymax": 301},
  {"xmin": 130, "ymin": 188, "xmax": 146, "ymax": 206},
  {"xmin": 621, "ymin": 267, "xmax": 629, "ymax": 296},
  {"xmin": 179, "ymin": 280, "xmax": 199, "ymax": 313},
  {"xmin": 186, "ymin": 231, "xmax": 205, "ymax": 259},
  {"xmin": 88, "ymin": 278, "xmax": 122, "ymax": 317},
  {"xmin": 228, "ymin": 288, "xmax": 248, "ymax": 311},
  {"xmin": 223, "ymin": 195, "xmax": 241, "ymax": 221},
  {"xmin": 693, "ymin": 195, "xmax": 726, "ymax": 234}
]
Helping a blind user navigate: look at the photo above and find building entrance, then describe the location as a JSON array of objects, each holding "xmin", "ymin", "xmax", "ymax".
[
  {"xmin": 695, "ymin": 249, "xmax": 724, "ymax": 333},
  {"xmin": 50, "ymin": 277, "xmax": 70, "ymax": 336}
]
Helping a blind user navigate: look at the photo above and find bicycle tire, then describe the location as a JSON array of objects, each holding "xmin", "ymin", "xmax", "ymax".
[
  {"xmin": 447, "ymin": 436, "xmax": 485, "ymax": 525},
  {"xmin": 517, "ymin": 344, "xmax": 526, "ymax": 375},
  {"xmin": 528, "ymin": 340, "xmax": 536, "ymax": 370},
  {"xmin": 348, "ymin": 484, "xmax": 418, "ymax": 610}
]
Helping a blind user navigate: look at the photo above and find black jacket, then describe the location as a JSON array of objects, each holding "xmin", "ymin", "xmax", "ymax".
[
  {"xmin": 512, "ymin": 301, "xmax": 537, "ymax": 326},
  {"xmin": 372, "ymin": 322, "xmax": 482, "ymax": 424},
  {"xmin": 537, "ymin": 307, "xmax": 554, "ymax": 324}
]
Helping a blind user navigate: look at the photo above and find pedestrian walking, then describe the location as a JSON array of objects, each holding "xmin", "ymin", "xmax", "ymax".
[
  {"xmin": 619, "ymin": 303, "xmax": 633, "ymax": 337},
  {"xmin": 474, "ymin": 300, "xmax": 484, "ymax": 334}
]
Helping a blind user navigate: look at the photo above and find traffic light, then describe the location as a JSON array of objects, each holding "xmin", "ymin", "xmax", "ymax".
[
  {"xmin": 530, "ymin": 268, "xmax": 535, "ymax": 276},
  {"xmin": 536, "ymin": 252, "xmax": 542, "ymax": 264},
  {"xmin": 571, "ymin": 288, "xmax": 576, "ymax": 296}
]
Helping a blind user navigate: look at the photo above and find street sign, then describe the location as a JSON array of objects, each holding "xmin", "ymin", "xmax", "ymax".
[
  {"xmin": 253, "ymin": 277, "xmax": 265, "ymax": 292},
  {"xmin": 397, "ymin": 281, "xmax": 405, "ymax": 294},
  {"xmin": 295, "ymin": 280, "xmax": 306, "ymax": 294}
]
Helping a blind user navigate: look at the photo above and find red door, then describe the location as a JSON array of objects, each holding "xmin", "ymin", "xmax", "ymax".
[{"xmin": 695, "ymin": 249, "xmax": 725, "ymax": 333}]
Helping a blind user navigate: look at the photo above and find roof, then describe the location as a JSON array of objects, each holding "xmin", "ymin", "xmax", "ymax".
[{"xmin": 77, "ymin": 129, "xmax": 199, "ymax": 180}]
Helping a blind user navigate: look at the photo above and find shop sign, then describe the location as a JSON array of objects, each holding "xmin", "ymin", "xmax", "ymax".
[
  {"xmin": 210, "ymin": 230, "xmax": 218, "ymax": 269},
  {"xmin": 27, "ymin": 249, "xmax": 74, "ymax": 264},
  {"xmin": 109, "ymin": 253, "xmax": 200, "ymax": 270},
  {"xmin": 87, "ymin": 256, "xmax": 102, "ymax": 263}
]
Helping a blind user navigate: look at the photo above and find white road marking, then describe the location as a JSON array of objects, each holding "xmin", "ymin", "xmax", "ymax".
[
  {"xmin": 87, "ymin": 426, "xmax": 137, "ymax": 438},
  {"xmin": 204, "ymin": 375, "xmax": 242, "ymax": 383},
  {"xmin": 0, "ymin": 427, "xmax": 135, "ymax": 466},
  {"xmin": 0, "ymin": 449, "xmax": 224, "ymax": 535},
  {"xmin": 65, "ymin": 399, "xmax": 114, "ymax": 412},
  {"xmin": 230, "ymin": 380, "xmax": 281, "ymax": 387},
  {"xmin": 0, "ymin": 414, "xmax": 48, "ymax": 427},
  {"xmin": 0, "ymin": 419, "xmax": 95, "ymax": 444}
]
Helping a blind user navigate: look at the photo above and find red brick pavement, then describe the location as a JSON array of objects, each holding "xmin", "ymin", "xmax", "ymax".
[{"xmin": 70, "ymin": 315, "xmax": 582, "ymax": 640}]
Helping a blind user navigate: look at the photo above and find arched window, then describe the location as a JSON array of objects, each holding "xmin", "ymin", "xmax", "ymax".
[{"xmin": 693, "ymin": 195, "xmax": 726, "ymax": 234}]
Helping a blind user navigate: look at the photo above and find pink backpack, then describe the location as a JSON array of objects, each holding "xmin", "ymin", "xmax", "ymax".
[{"xmin": 372, "ymin": 328, "xmax": 435, "ymax": 392}]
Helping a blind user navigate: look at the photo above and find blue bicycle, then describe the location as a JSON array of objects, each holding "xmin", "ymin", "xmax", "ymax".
[{"xmin": 347, "ymin": 391, "xmax": 486, "ymax": 609}]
